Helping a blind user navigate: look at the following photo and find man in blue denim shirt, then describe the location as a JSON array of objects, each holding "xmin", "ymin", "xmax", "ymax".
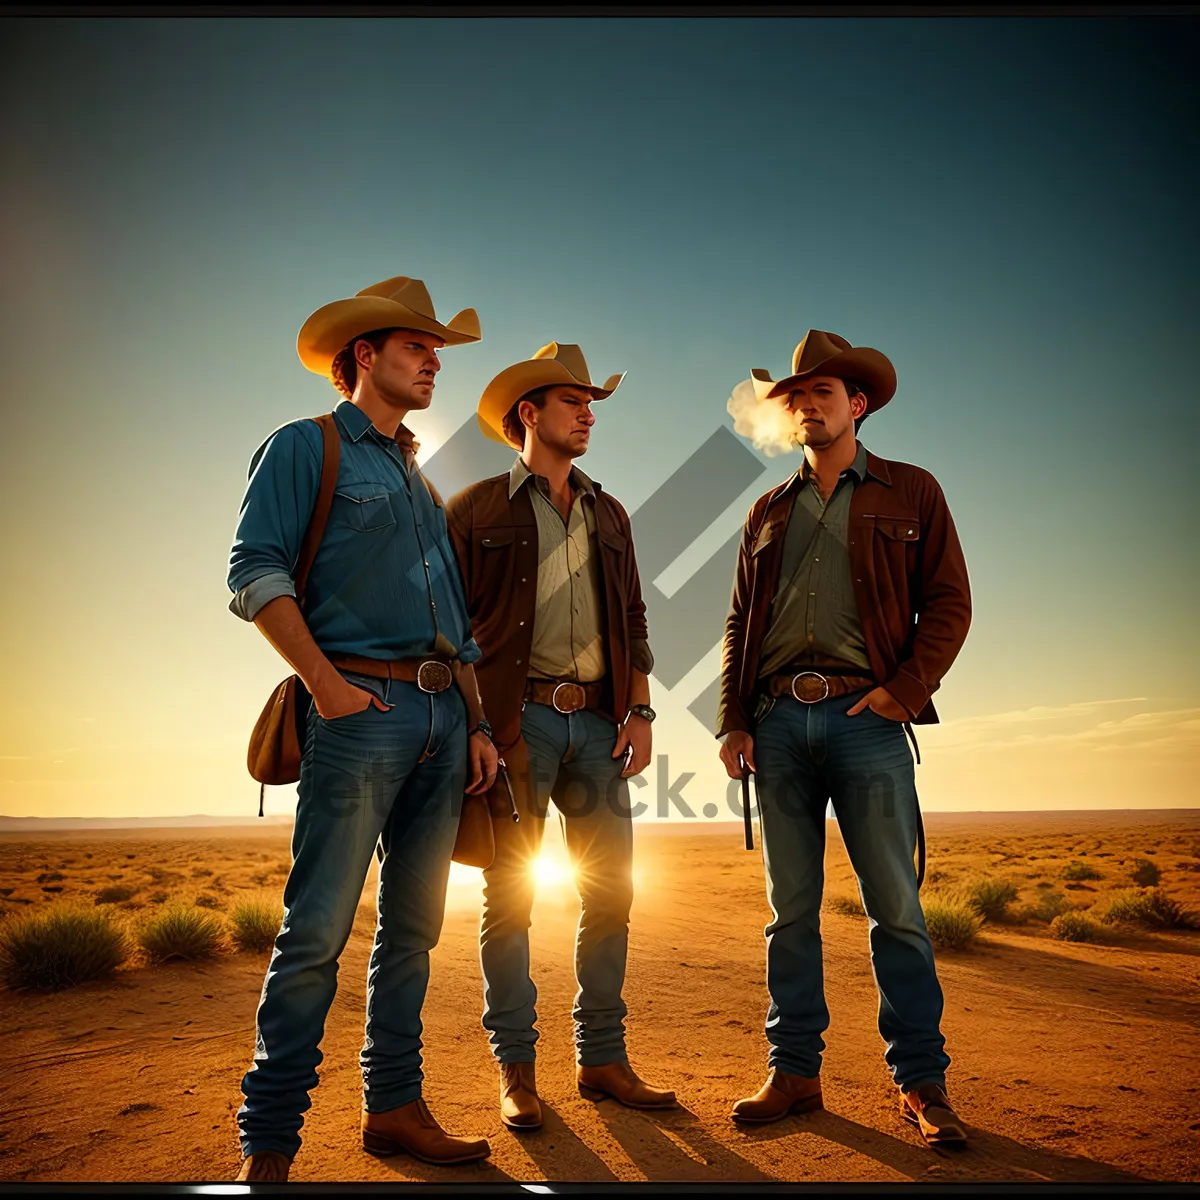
[{"xmin": 226, "ymin": 276, "xmax": 499, "ymax": 1182}]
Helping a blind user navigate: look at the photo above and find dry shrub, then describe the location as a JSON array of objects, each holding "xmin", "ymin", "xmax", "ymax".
[
  {"xmin": 1130, "ymin": 859, "xmax": 1161, "ymax": 887},
  {"xmin": 1101, "ymin": 889, "xmax": 1195, "ymax": 930},
  {"xmin": 0, "ymin": 904, "xmax": 129, "ymax": 990},
  {"xmin": 95, "ymin": 885, "xmax": 137, "ymax": 905},
  {"xmin": 1063, "ymin": 861, "xmax": 1102, "ymax": 882},
  {"xmin": 824, "ymin": 894, "xmax": 865, "ymax": 918},
  {"xmin": 1021, "ymin": 890, "xmax": 1068, "ymax": 923},
  {"xmin": 138, "ymin": 906, "xmax": 226, "ymax": 963},
  {"xmin": 1050, "ymin": 912, "xmax": 1100, "ymax": 942},
  {"xmin": 194, "ymin": 892, "xmax": 223, "ymax": 910},
  {"xmin": 229, "ymin": 895, "xmax": 284, "ymax": 952},
  {"xmin": 965, "ymin": 877, "xmax": 1020, "ymax": 923},
  {"xmin": 923, "ymin": 893, "xmax": 982, "ymax": 950}
]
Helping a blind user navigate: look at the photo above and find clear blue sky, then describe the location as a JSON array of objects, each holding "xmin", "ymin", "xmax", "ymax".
[{"xmin": 1, "ymin": 16, "xmax": 1195, "ymax": 816}]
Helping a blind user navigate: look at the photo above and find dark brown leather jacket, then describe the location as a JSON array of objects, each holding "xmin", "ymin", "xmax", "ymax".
[
  {"xmin": 718, "ymin": 451, "xmax": 971, "ymax": 737},
  {"xmin": 445, "ymin": 474, "xmax": 649, "ymax": 748}
]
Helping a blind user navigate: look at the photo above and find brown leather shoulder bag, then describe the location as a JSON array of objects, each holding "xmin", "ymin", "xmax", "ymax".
[{"xmin": 246, "ymin": 414, "xmax": 341, "ymax": 810}]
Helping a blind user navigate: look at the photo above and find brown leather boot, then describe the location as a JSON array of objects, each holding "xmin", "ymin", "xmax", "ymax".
[
  {"xmin": 361, "ymin": 1097, "xmax": 491, "ymax": 1164},
  {"xmin": 577, "ymin": 1061, "xmax": 677, "ymax": 1109},
  {"xmin": 731, "ymin": 1068, "xmax": 823, "ymax": 1124},
  {"xmin": 500, "ymin": 1061, "xmax": 542, "ymax": 1130},
  {"xmin": 900, "ymin": 1082, "xmax": 967, "ymax": 1145},
  {"xmin": 235, "ymin": 1150, "xmax": 292, "ymax": 1181}
]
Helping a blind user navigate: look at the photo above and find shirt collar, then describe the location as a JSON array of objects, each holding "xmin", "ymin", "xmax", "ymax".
[
  {"xmin": 335, "ymin": 400, "xmax": 418, "ymax": 460},
  {"xmin": 507, "ymin": 456, "xmax": 596, "ymax": 501},
  {"xmin": 794, "ymin": 440, "xmax": 870, "ymax": 488}
]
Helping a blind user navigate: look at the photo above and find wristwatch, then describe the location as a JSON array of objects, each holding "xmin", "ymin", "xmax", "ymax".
[
  {"xmin": 469, "ymin": 718, "xmax": 495, "ymax": 741},
  {"xmin": 628, "ymin": 704, "xmax": 656, "ymax": 724}
]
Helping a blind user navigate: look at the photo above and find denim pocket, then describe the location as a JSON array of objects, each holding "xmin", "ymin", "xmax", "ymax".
[{"xmin": 332, "ymin": 483, "xmax": 396, "ymax": 532}]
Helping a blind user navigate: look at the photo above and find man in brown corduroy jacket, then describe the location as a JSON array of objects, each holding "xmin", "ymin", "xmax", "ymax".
[{"xmin": 718, "ymin": 331, "xmax": 972, "ymax": 1147}]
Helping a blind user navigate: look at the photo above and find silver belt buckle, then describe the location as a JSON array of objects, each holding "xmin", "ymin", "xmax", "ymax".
[
  {"xmin": 416, "ymin": 660, "xmax": 453, "ymax": 693},
  {"xmin": 551, "ymin": 682, "xmax": 587, "ymax": 713},
  {"xmin": 791, "ymin": 671, "xmax": 830, "ymax": 704}
]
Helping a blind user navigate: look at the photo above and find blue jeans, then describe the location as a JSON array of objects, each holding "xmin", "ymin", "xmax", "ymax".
[
  {"xmin": 479, "ymin": 703, "xmax": 633, "ymax": 1067},
  {"xmin": 237, "ymin": 672, "xmax": 466, "ymax": 1159},
  {"xmin": 753, "ymin": 689, "xmax": 950, "ymax": 1091}
]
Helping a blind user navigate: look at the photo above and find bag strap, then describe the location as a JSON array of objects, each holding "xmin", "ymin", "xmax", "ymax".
[{"xmin": 293, "ymin": 413, "xmax": 341, "ymax": 610}]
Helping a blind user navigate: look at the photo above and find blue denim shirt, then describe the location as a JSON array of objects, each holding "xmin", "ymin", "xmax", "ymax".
[{"xmin": 227, "ymin": 400, "xmax": 481, "ymax": 665}]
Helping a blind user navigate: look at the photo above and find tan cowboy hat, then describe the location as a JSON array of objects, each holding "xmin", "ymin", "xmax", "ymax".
[
  {"xmin": 751, "ymin": 330, "xmax": 896, "ymax": 413},
  {"xmin": 296, "ymin": 275, "xmax": 480, "ymax": 377},
  {"xmin": 477, "ymin": 342, "xmax": 625, "ymax": 449}
]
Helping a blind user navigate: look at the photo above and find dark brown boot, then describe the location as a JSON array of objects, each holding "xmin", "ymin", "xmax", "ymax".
[
  {"xmin": 900, "ymin": 1082, "xmax": 967, "ymax": 1145},
  {"xmin": 361, "ymin": 1097, "xmax": 491, "ymax": 1164},
  {"xmin": 500, "ymin": 1061, "xmax": 542, "ymax": 1130},
  {"xmin": 235, "ymin": 1150, "xmax": 292, "ymax": 1181},
  {"xmin": 577, "ymin": 1061, "xmax": 677, "ymax": 1109},
  {"xmin": 731, "ymin": 1068, "xmax": 823, "ymax": 1124}
]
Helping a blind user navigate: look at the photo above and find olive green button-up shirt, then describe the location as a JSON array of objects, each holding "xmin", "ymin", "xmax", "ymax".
[
  {"xmin": 757, "ymin": 441, "xmax": 872, "ymax": 679},
  {"xmin": 508, "ymin": 458, "xmax": 609, "ymax": 683}
]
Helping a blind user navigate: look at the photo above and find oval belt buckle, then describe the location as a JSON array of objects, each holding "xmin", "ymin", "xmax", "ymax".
[
  {"xmin": 417, "ymin": 660, "xmax": 452, "ymax": 693},
  {"xmin": 552, "ymin": 682, "xmax": 586, "ymax": 713},
  {"xmin": 791, "ymin": 671, "xmax": 830, "ymax": 704}
]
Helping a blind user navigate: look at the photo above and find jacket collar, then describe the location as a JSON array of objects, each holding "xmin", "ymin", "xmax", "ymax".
[
  {"xmin": 774, "ymin": 441, "xmax": 891, "ymax": 505},
  {"xmin": 507, "ymin": 455, "xmax": 598, "ymax": 501}
]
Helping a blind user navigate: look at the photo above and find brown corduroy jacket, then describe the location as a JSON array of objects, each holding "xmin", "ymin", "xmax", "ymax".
[
  {"xmin": 445, "ymin": 473, "xmax": 650, "ymax": 749},
  {"xmin": 718, "ymin": 450, "xmax": 971, "ymax": 737}
]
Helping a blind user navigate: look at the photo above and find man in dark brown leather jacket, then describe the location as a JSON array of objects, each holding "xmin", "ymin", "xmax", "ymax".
[
  {"xmin": 445, "ymin": 342, "xmax": 677, "ymax": 1131},
  {"xmin": 718, "ymin": 331, "xmax": 972, "ymax": 1147}
]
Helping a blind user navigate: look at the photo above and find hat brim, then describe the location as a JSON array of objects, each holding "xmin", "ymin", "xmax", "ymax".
[
  {"xmin": 297, "ymin": 296, "xmax": 480, "ymax": 377},
  {"xmin": 750, "ymin": 347, "xmax": 896, "ymax": 413},
  {"xmin": 477, "ymin": 361, "xmax": 625, "ymax": 449}
]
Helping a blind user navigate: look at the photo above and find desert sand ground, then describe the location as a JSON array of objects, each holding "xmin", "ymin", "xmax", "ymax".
[{"xmin": 1, "ymin": 810, "xmax": 1198, "ymax": 1185}]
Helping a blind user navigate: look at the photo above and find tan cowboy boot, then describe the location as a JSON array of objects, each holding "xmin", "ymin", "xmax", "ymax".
[
  {"xmin": 500, "ymin": 1061, "xmax": 542, "ymax": 1129},
  {"xmin": 577, "ymin": 1061, "xmax": 677, "ymax": 1109},
  {"xmin": 731, "ymin": 1068, "xmax": 823, "ymax": 1124},
  {"xmin": 361, "ymin": 1097, "xmax": 491, "ymax": 1164},
  {"xmin": 235, "ymin": 1150, "xmax": 292, "ymax": 1181},
  {"xmin": 900, "ymin": 1082, "xmax": 968, "ymax": 1145}
]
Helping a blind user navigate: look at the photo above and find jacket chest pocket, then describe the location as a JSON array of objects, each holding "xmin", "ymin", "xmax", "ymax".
[
  {"xmin": 331, "ymin": 482, "xmax": 396, "ymax": 532},
  {"xmin": 873, "ymin": 515, "xmax": 920, "ymax": 543},
  {"xmin": 474, "ymin": 526, "xmax": 517, "ymax": 580},
  {"xmin": 477, "ymin": 527, "xmax": 516, "ymax": 554}
]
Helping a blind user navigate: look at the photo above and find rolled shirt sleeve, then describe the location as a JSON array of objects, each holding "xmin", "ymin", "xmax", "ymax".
[
  {"xmin": 226, "ymin": 421, "xmax": 322, "ymax": 618},
  {"xmin": 228, "ymin": 571, "xmax": 297, "ymax": 623},
  {"xmin": 457, "ymin": 634, "xmax": 483, "ymax": 667}
]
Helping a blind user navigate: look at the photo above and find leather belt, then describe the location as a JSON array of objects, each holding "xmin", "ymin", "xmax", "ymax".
[
  {"xmin": 328, "ymin": 653, "xmax": 455, "ymax": 693},
  {"xmin": 523, "ymin": 677, "xmax": 605, "ymax": 714},
  {"xmin": 766, "ymin": 669, "xmax": 876, "ymax": 704}
]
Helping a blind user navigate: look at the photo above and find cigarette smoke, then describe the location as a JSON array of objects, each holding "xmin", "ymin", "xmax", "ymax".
[{"xmin": 726, "ymin": 379, "xmax": 800, "ymax": 457}]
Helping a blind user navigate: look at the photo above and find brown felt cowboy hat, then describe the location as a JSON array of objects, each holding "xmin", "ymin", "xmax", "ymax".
[
  {"xmin": 297, "ymin": 275, "xmax": 480, "ymax": 377},
  {"xmin": 477, "ymin": 342, "xmax": 625, "ymax": 449},
  {"xmin": 751, "ymin": 330, "xmax": 896, "ymax": 414}
]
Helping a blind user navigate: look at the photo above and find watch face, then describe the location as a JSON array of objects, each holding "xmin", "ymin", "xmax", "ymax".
[{"xmin": 636, "ymin": 705, "xmax": 656, "ymax": 722}]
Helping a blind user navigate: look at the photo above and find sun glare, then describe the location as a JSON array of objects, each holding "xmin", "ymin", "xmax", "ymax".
[{"xmin": 532, "ymin": 854, "xmax": 573, "ymax": 889}]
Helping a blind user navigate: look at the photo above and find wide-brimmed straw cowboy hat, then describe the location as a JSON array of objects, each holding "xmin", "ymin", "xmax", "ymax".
[
  {"xmin": 297, "ymin": 275, "xmax": 480, "ymax": 377},
  {"xmin": 751, "ymin": 330, "xmax": 896, "ymax": 414},
  {"xmin": 477, "ymin": 342, "xmax": 625, "ymax": 449}
]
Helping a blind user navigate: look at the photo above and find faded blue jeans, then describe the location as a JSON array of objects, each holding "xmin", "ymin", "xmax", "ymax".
[
  {"xmin": 753, "ymin": 688, "xmax": 950, "ymax": 1091},
  {"xmin": 237, "ymin": 671, "xmax": 466, "ymax": 1159},
  {"xmin": 479, "ymin": 702, "xmax": 634, "ymax": 1067}
]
